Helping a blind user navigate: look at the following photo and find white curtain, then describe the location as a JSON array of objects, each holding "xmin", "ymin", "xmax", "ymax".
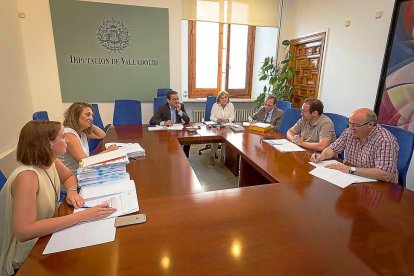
[{"xmin": 182, "ymin": 0, "xmax": 281, "ymax": 27}]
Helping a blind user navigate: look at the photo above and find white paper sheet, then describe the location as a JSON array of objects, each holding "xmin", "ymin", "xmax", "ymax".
[
  {"xmin": 309, "ymin": 167, "xmax": 377, "ymax": 188},
  {"xmin": 43, "ymin": 218, "xmax": 116, "ymax": 254},
  {"xmin": 105, "ymin": 142, "xmax": 146, "ymax": 158},
  {"xmin": 80, "ymin": 149, "xmax": 129, "ymax": 167},
  {"xmin": 309, "ymin": 160, "xmax": 341, "ymax": 168},
  {"xmin": 263, "ymin": 139, "xmax": 306, "ymax": 152},
  {"xmin": 148, "ymin": 124, "xmax": 184, "ymax": 131},
  {"xmin": 76, "ymin": 186, "xmax": 139, "ymax": 218},
  {"xmin": 80, "ymin": 179, "xmax": 135, "ymax": 199}
]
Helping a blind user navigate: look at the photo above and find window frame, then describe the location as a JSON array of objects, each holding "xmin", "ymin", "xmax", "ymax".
[{"xmin": 188, "ymin": 20, "xmax": 255, "ymax": 99}]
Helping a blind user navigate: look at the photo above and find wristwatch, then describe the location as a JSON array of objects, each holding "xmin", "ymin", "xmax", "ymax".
[{"xmin": 348, "ymin": 166, "xmax": 357, "ymax": 175}]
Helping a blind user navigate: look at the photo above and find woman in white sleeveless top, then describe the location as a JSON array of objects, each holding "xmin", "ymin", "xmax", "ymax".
[
  {"xmin": 209, "ymin": 90, "xmax": 235, "ymax": 166},
  {"xmin": 0, "ymin": 121, "xmax": 116, "ymax": 275},
  {"xmin": 59, "ymin": 102, "xmax": 117, "ymax": 176}
]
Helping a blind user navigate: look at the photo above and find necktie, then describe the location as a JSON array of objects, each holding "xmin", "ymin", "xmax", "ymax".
[
  {"xmin": 171, "ymin": 108, "xmax": 176, "ymax": 123},
  {"xmin": 265, "ymin": 112, "xmax": 270, "ymax": 123}
]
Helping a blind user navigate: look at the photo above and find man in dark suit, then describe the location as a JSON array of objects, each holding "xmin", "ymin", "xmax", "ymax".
[
  {"xmin": 248, "ymin": 95, "xmax": 284, "ymax": 131},
  {"xmin": 149, "ymin": 90, "xmax": 191, "ymax": 157}
]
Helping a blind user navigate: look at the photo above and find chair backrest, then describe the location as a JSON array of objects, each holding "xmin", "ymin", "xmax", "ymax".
[
  {"xmin": 278, "ymin": 108, "xmax": 301, "ymax": 134},
  {"xmin": 32, "ymin": 111, "xmax": 49, "ymax": 121},
  {"xmin": 204, "ymin": 96, "xmax": 217, "ymax": 121},
  {"xmin": 88, "ymin": 104, "xmax": 105, "ymax": 153},
  {"xmin": 324, "ymin": 112, "xmax": 348, "ymax": 138},
  {"xmin": 154, "ymin": 96, "xmax": 168, "ymax": 113},
  {"xmin": 0, "ymin": 170, "xmax": 7, "ymax": 191},
  {"xmin": 276, "ymin": 100, "xmax": 292, "ymax": 112},
  {"xmin": 91, "ymin": 104, "xmax": 104, "ymax": 130},
  {"xmin": 381, "ymin": 124, "xmax": 414, "ymax": 187},
  {"xmin": 113, "ymin": 100, "xmax": 142, "ymax": 126},
  {"xmin": 157, "ymin": 88, "xmax": 172, "ymax": 97}
]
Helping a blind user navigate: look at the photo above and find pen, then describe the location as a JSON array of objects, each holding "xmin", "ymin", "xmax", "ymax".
[{"xmin": 81, "ymin": 205, "xmax": 93, "ymax": 208}]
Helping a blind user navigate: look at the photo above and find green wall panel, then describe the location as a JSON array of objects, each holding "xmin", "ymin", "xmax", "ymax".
[{"xmin": 49, "ymin": 0, "xmax": 170, "ymax": 102}]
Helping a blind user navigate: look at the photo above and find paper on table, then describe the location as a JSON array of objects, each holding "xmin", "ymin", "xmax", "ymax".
[
  {"xmin": 80, "ymin": 179, "xmax": 135, "ymax": 199},
  {"xmin": 309, "ymin": 160, "xmax": 377, "ymax": 183},
  {"xmin": 310, "ymin": 167, "xmax": 353, "ymax": 188},
  {"xmin": 105, "ymin": 142, "xmax": 146, "ymax": 158},
  {"xmin": 75, "ymin": 190, "xmax": 139, "ymax": 218},
  {"xmin": 309, "ymin": 167, "xmax": 377, "ymax": 188},
  {"xmin": 148, "ymin": 124, "xmax": 184, "ymax": 131},
  {"xmin": 43, "ymin": 218, "xmax": 116, "ymax": 254},
  {"xmin": 309, "ymin": 160, "xmax": 341, "ymax": 167},
  {"xmin": 242, "ymin": 122, "xmax": 250, "ymax": 127},
  {"xmin": 80, "ymin": 149, "xmax": 128, "ymax": 168},
  {"xmin": 263, "ymin": 139, "xmax": 306, "ymax": 152}
]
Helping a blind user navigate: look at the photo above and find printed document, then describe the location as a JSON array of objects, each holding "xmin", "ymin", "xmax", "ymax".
[
  {"xmin": 263, "ymin": 139, "xmax": 306, "ymax": 152},
  {"xmin": 148, "ymin": 124, "xmax": 184, "ymax": 131},
  {"xmin": 309, "ymin": 166, "xmax": 377, "ymax": 188},
  {"xmin": 43, "ymin": 218, "xmax": 116, "ymax": 254}
]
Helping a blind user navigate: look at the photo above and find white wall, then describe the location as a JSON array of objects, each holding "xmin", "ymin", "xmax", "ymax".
[
  {"xmin": 279, "ymin": 0, "xmax": 394, "ymax": 115},
  {"xmin": 252, "ymin": 27, "xmax": 278, "ymax": 98},
  {"xmin": 17, "ymin": 0, "xmax": 182, "ymax": 125},
  {"xmin": 0, "ymin": 0, "xmax": 33, "ymax": 175},
  {"xmin": 279, "ymin": 0, "xmax": 414, "ymax": 190}
]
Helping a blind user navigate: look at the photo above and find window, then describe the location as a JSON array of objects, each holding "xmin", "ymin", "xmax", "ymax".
[{"xmin": 188, "ymin": 21, "xmax": 255, "ymax": 98}]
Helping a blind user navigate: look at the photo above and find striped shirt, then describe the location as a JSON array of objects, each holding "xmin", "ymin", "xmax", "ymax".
[{"xmin": 329, "ymin": 125, "xmax": 399, "ymax": 183}]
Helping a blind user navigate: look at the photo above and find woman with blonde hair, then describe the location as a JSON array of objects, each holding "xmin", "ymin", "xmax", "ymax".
[
  {"xmin": 60, "ymin": 102, "xmax": 116, "ymax": 175},
  {"xmin": 209, "ymin": 90, "xmax": 235, "ymax": 165},
  {"xmin": 0, "ymin": 121, "xmax": 116, "ymax": 275}
]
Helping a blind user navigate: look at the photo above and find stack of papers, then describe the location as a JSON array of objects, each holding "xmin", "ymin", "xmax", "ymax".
[
  {"xmin": 75, "ymin": 179, "xmax": 139, "ymax": 218},
  {"xmin": 230, "ymin": 123, "xmax": 244, "ymax": 132},
  {"xmin": 263, "ymin": 139, "xmax": 306, "ymax": 152},
  {"xmin": 105, "ymin": 142, "xmax": 146, "ymax": 158},
  {"xmin": 148, "ymin": 124, "xmax": 184, "ymax": 131},
  {"xmin": 77, "ymin": 150, "xmax": 130, "ymax": 187},
  {"xmin": 203, "ymin": 121, "xmax": 217, "ymax": 126},
  {"xmin": 43, "ymin": 179, "xmax": 139, "ymax": 255},
  {"xmin": 309, "ymin": 160, "xmax": 377, "ymax": 188},
  {"xmin": 249, "ymin": 122, "xmax": 272, "ymax": 132}
]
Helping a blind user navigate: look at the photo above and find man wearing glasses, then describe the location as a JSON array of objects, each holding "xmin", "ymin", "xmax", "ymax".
[
  {"xmin": 312, "ymin": 108, "xmax": 399, "ymax": 183},
  {"xmin": 248, "ymin": 95, "xmax": 284, "ymax": 131},
  {"xmin": 287, "ymin": 98, "xmax": 335, "ymax": 151}
]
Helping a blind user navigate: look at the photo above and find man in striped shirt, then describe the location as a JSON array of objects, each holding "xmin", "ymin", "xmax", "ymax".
[{"xmin": 312, "ymin": 108, "xmax": 399, "ymax": 183}]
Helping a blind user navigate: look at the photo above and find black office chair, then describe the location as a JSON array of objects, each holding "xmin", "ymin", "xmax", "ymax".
[{"xmin": 199, "ymin": 96, "xmax": 218, "ymax": 156}]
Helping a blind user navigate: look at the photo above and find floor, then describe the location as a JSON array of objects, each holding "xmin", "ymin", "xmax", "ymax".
[{"xmin": 188, "ymin": 144, "xmax": 239, "ymax": 192}]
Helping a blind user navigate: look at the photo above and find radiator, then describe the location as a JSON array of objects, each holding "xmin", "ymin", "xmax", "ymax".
[{"xmin": 191, "ymin": 108, "xmax": 254, "ymax": 122}]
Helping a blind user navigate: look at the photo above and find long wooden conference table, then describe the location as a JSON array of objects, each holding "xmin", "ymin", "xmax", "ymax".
[{"xmin": 19, "ymin": 125, "xmax": 414, "ymax": 275}]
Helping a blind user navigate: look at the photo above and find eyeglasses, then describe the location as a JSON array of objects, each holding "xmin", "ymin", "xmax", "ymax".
[
  {"xmin": 301, "ymin": 109, "xmax": 309, "ymax": 113},
  {"xmin": 348, "ymin": 121, "xmax": 371, "ymax": 128}
]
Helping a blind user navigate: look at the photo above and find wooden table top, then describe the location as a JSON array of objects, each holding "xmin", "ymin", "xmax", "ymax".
[{"xmin": 18, "ymin": 125, "xmax": 414, "ymax": 275}]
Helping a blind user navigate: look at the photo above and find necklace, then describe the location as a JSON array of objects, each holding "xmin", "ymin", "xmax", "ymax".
[{"xmin": 43, "ymin": 168, "xmax": 59, "ymax": 208}]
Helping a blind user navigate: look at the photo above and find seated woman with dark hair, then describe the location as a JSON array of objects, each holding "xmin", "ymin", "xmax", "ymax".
[
  {"xmin": 59, "ymin": 102, "xmax": 117, "ymax": 176},
  {"xmin": 0, "ymin": 121, "xmax": 116, "ymax": 275}
]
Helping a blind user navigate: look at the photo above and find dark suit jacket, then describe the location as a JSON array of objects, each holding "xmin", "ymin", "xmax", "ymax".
[
  {"xmin": 149, "ymin": 103, "xmax": 190, "ymax": 125},
  {"xmin": 251, "ymin": 106, "xmax": 284, "ymax": 131}
]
